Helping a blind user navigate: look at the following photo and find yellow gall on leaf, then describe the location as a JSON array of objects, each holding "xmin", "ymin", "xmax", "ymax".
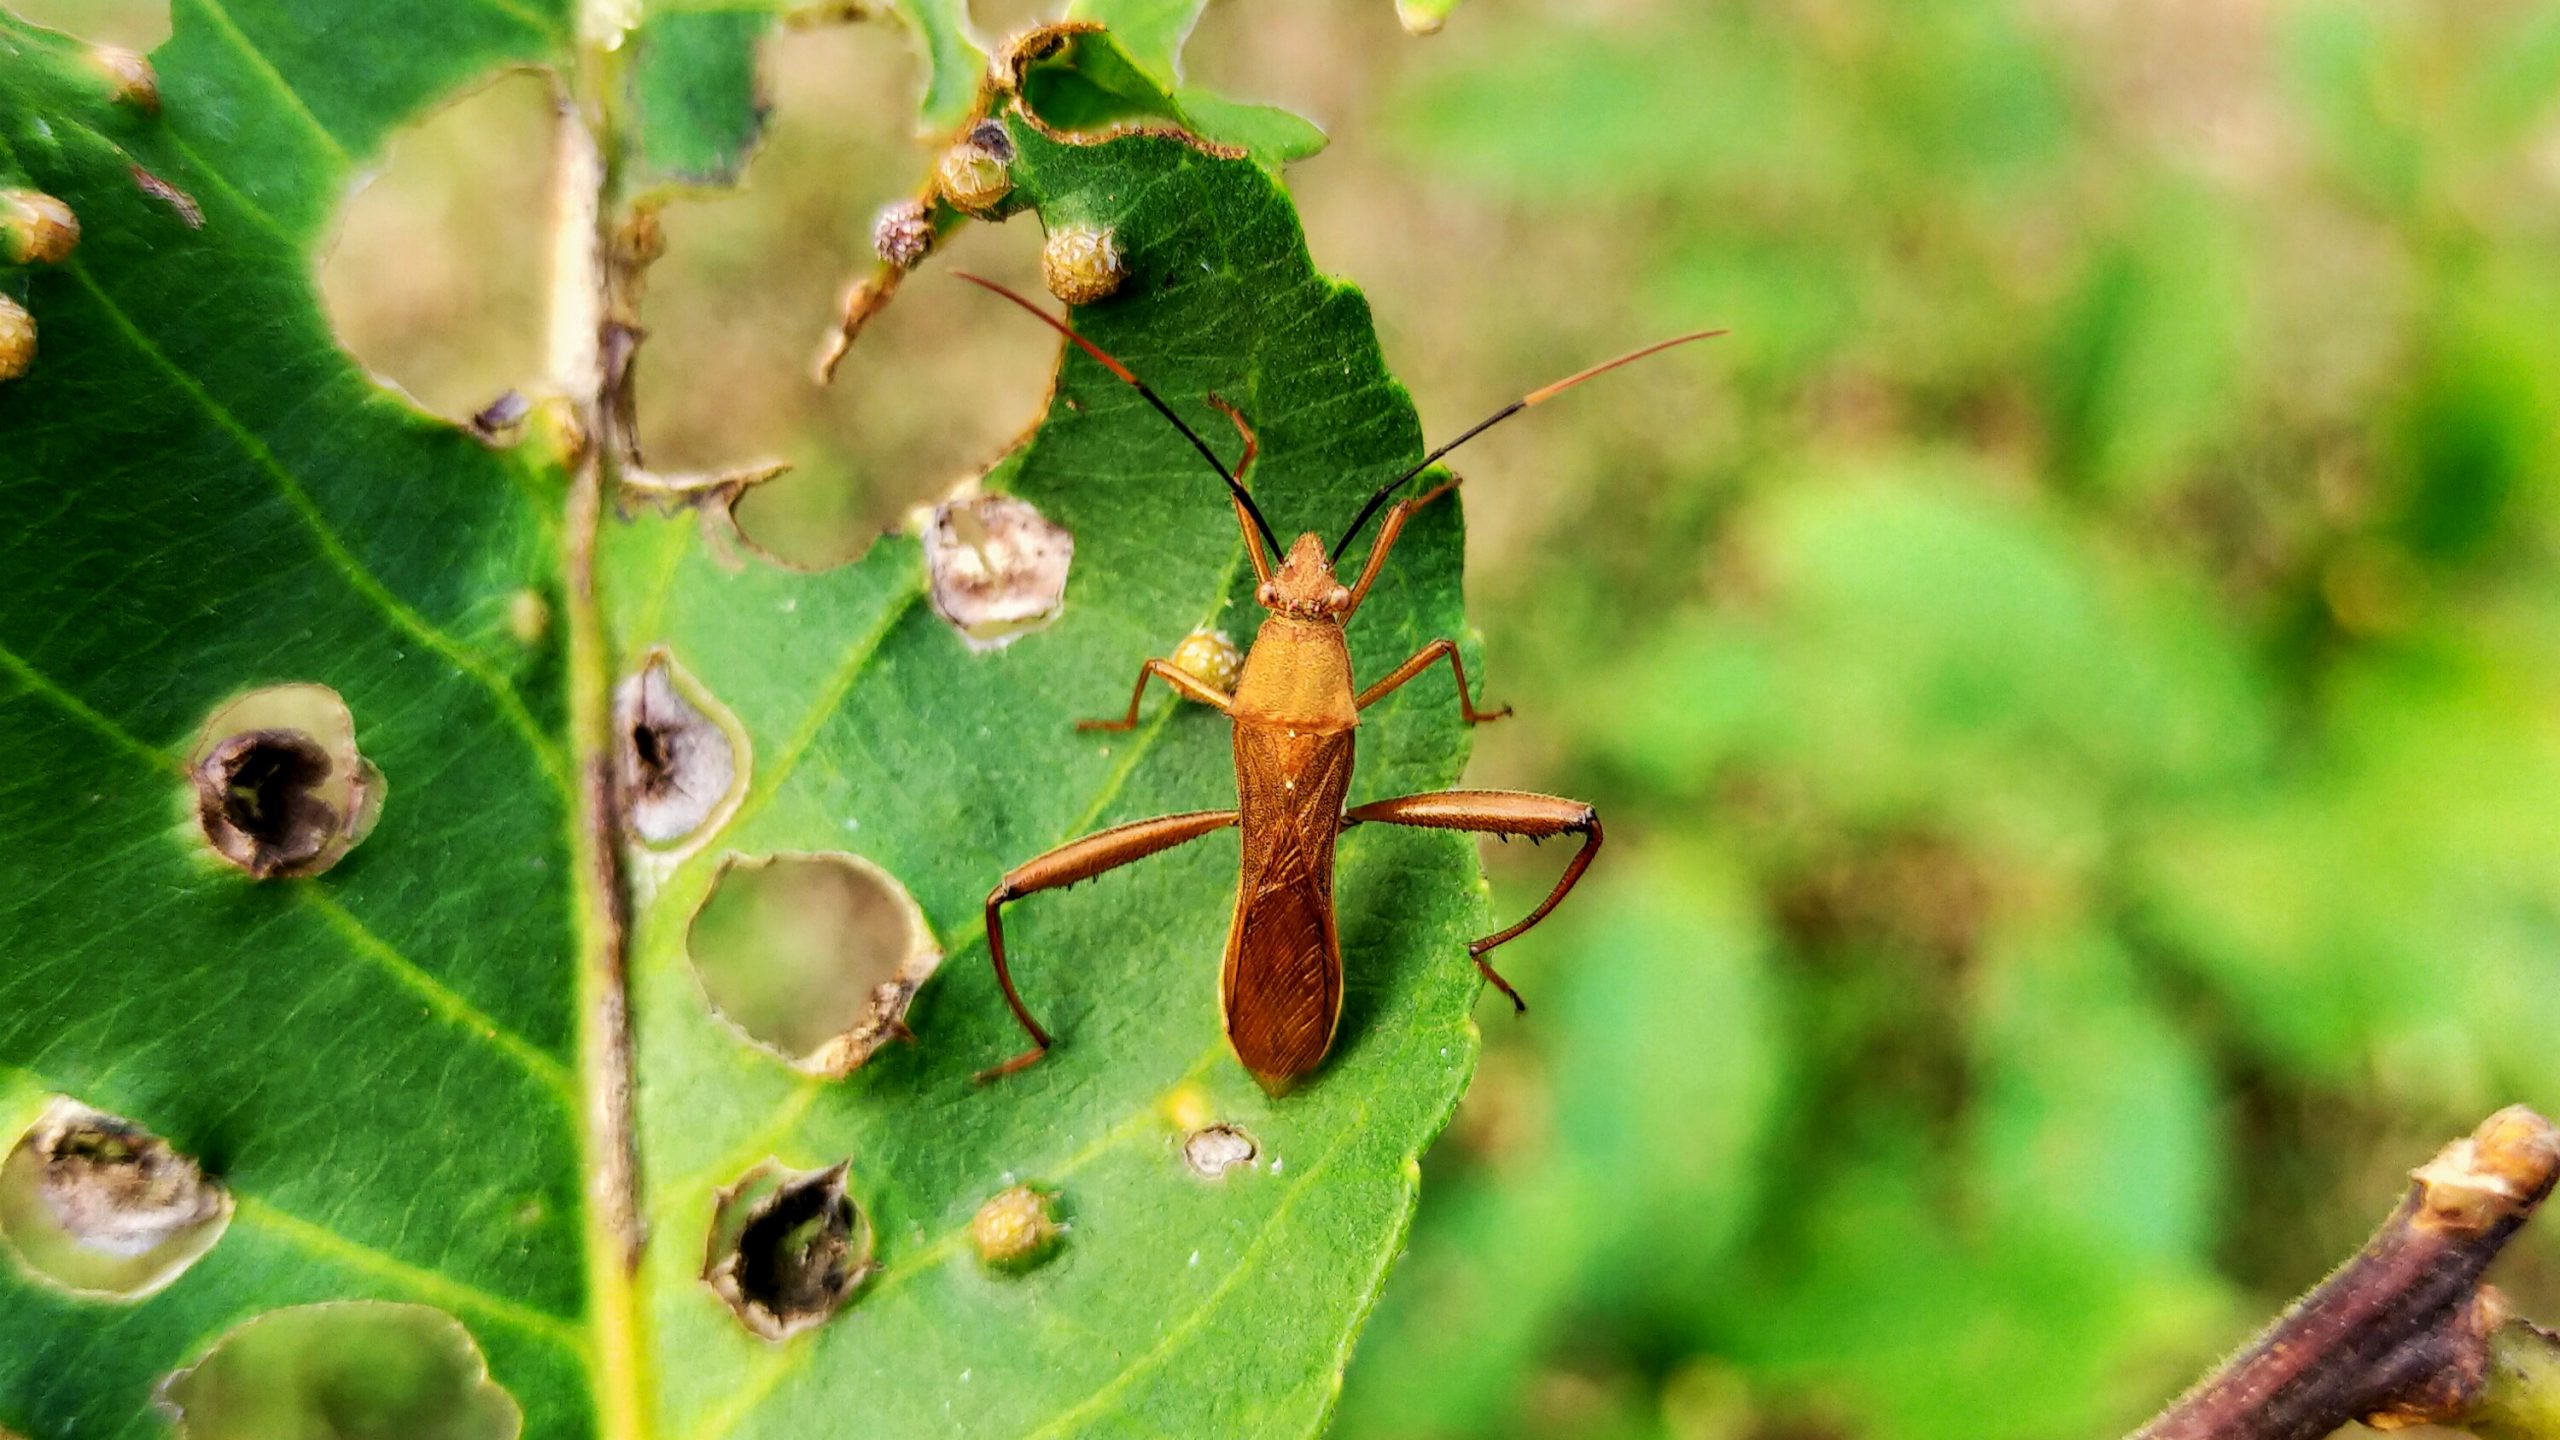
[
  {"xmin": 970, "ymin": 1184, "xmax": 1061, "ymax": 1270},
  {"xmin": 507, "ymin": 590, "xmax": 550, "ymax": 647},
  {"xmin": 0, "ymin": 295, "xmax": 33, "ymax": 383},
  {"xmin": 935, "ymin": 119, "xmax": 1016, "ymax": 217},
  {"xmin": 872, "ymin": 199, "xmax": 936, "ymax": 270},
  {"xmin": 1171, "ymin": 628, "xmax": 1242, "ymax": 696},
  {"xmin": 88, "ymin": 46, "xmax": 160, "ymax": 112},
  {"xmin": 1, "ymin": 191, "xmax": 78, "ymax": 265},
  {"xmin": 1041, "ymin": 225, "xmax": 1124, "ymax": 306}
]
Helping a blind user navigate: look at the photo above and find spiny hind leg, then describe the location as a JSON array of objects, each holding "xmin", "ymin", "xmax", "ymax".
[
  {"xmin": 981, "ymin": 809, "xmax": 1237, "ymax": 1080},
  {"xmin": 1341, "ymin": 790, "xmax": 1601, "ymax": 1011}
]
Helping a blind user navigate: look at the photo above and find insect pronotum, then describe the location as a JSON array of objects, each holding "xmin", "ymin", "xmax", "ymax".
[{"xmin": 963, "ymin": 273, "xmax": 1719, "ymax": 1092}]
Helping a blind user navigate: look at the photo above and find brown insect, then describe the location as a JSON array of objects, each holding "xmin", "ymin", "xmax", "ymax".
[{"xmin": 962, "ymin": 274, "xmax": 1717, "ymax": 1092}]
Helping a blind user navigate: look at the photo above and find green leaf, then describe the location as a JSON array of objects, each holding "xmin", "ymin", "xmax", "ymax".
[
  {"xmin": 631, "ymin": 0, "xmax": 983, "ymax": 136},
  {"xmin": 886, "ymin": 0, "xmax": 984, "ymax": 132},
  {"xmin": 0, "ymin": 0, "xmax": 589, "ymax": 1434},
  {"xmin": 612, "ymin": 117, "xmax": 1486, "ymax": 1438},
  {"xmin": 627, "ymin": 8, "xmax": 776, "ymax": 191},
  {"xmin": 1, "ymin": 6, "xmax": 1492, "ymax": 1438},
  {"xmin": 1064, "ymin": 0, "xmax": 1204, "ymax": 85}
]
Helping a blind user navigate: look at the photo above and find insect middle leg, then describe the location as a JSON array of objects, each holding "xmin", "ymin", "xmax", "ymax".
[
  {"xmin": 1354, "ymin": 637, "xmax": 1511, "ymax": 723},
  {"xmin": 1341, "ymin": 790, "xmax": 1602, "ymax": 1012},
  {"xmin": 980, "ymin": 809, "xmax": 1239, "ymax": 1080},
  {"xmin": 1077, "ymin": 659, "xmax": 1235, "ymax": 731}
]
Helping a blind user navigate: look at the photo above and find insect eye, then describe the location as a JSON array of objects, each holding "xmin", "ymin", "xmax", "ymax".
[
  {"xmin": 1326, "ymin": 586, "xmax": 1350, "ymax": 610},
  {"xmin": 1256, "ymin": 582, "xmax": 1278, "ymax": 607}
]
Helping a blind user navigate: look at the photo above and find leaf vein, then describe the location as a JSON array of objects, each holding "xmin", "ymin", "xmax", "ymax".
[{"xmin": 35, "ymin": 250, "xmax": 573, "ymax": 795}]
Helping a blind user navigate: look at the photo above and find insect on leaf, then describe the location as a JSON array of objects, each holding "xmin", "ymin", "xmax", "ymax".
[{"xmin": 0, "ymin": 1, "xmax": 1496, "ymax": 1436}]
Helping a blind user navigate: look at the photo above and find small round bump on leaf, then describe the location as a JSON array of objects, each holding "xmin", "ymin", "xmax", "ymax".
[
  {"xmin": 924, "ymin": 491, "xmax": 1074, "ymax": 650},
  {"xmin": 88, "ymin": 46, "xmax": 160, "ymax": 112},
  {"xmin": 506, "ymin": 589, "xmax": 550, "ymax": 646},
  {"xmin": 872, "ymin": 199, "xmax": 935, "ymax": 270},
  {"xmin": 703, "ymin": 1161, "xmax": 874, "ymax": 1342},
  {"xmin": 1182, "ymin": 1124, "xmax": 1259, "ymax": 1180},
  {"xmin": 1160, "ymin": 1082, "xmax": 1215, "ymax": 1134},
  {"xmin": 934, "ymin": 119, "xmax": 1016, "ymax": 217},
  {"xmin": 970, "ymin": 1183, "xmax": 1061, "ymax": 1271},
  {"xmin": 1, "ymin": 190, "xmax": 78, "ymax": 265},
  {"xmin": 0, "ymin": 295, "xmax": 31, "ymax": 383},
  {"xmin": 0, "ymin": 293, "xmax": 31, "ymax": 381},
  {"xmin": 156, "ymin": 1302, "xmax": 520, "ymax": 1440},
  {"xmin": 1170, "ymin": 628, "xmax": 1242, "ymax": 696},
  {"xmin": 1041, "ymin": 225, "xmax": 1125, "ymax": 306},
  {"xmin": 186, "ymin": 684, "xmax": 382, "ymax": 880},
  {"xmin": 0, "ymin": 1098, "xmax": 231, "ymax": 1299}
]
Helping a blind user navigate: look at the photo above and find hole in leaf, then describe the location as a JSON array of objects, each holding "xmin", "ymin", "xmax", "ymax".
[
  {"xmin": 638, "ymin": 21, "xmax": 1052, "ymax": 565},
  {"xmin": 970, "ymin": 1183, "xmax": 1062, "ymax": 1271},
  {"xmin": 615, "ymin": 650, "xmax": 747, "ymax": 850},
  {"xmin": 187, "ymin": 684, "xmax": 382, "ymax": 880},
  {"xmin": 923, "ymin": 490, "xmax": 1074, "ymax": 650},
  {"xmin": 1183, "ymin": 1124, "xmax": 1259, "ymax": 1180},
  {"xmin": 703, "ymin": 1160, "xmax": 874, "ymax": 1342},
  {"xmin": 0, "ymin": 1098, "xmax": 230, "ymax": 1299},
  {"xmin": 155, "ymin": 1301, "xmax": 521, "ymax": 1440},
  {"xmin": 319, "ymin": 71, "xmax": 553, "ymax": 420},
  {"xmin": 4, "ymin": 0, "xmax": 167, "ymax": 50},
  {"xmin": 686, "ymin": 853, "xmax": 941, "ymax": 1075}
]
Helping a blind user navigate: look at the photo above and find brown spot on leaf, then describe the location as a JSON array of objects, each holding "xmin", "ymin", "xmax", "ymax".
[
  {"xmin": 0, "ymin": 1098, "xmax": 231, "ymax": 1299},
  {"xmin": 156, "ymin": 1301, "xmax": 520, "ymax": 1439},
  {"xmin": 703, "ymin": 1160, "xmax": 874, "ymax": 1342},
  {"xmin": 88, "ymin": 46, "xmax": 159, "ymax": 111},
  {"xmin": 129, "ymin": 164, "xmax": 202, "ymax": 228},
  {"xmin": 187, "ymin": 684, "xmax": 382, "ymax": 880},
  {"xmin": 614, "ymin": 651, "xmax": 745, "ymax": 850},
  {"xmin": 469, "ymin": 388, "xmax": 532, "ymax": 438},
  {"xmin": 686, "ymin": 852, "xmax": 940, "ymax": 1076},
  {"xmin": 924, "ymin": 490, "xmax": 1073, "ymax": 651}
]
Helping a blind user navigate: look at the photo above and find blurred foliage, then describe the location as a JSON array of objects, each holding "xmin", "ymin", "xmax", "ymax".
[
  {"xmin": 1332, "ymin": 1, "xmax": 2560, "ymax": 1438},
  {"xmin": 25, "ymin": 0, "xmax": 2560, "ymax": 1434}
]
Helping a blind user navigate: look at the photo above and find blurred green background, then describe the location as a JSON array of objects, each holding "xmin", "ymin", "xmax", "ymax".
[{"xmin": 31, "ymin": 0, "xmax": 2560, "ymax": 1434}]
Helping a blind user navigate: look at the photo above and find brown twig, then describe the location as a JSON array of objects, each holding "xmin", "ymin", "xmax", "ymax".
[{"xmin": 2135, "ymin": 1106, "xmax": 2560, "ymax": 1440}]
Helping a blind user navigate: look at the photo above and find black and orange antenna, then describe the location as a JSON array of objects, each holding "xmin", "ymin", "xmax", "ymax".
[
  {"xmin": 1330, "ymin": 328, "xmax": 1725, "ymax": 564},
  {"xmin": 957, "ymin": 273, "xmax": 1283, "ymax": 555}
]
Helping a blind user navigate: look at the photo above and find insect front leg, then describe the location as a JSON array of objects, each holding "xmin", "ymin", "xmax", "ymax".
[
  {"xmin": 980, "ymin": 809, "xmax": 1239, "ymax": 1081},
  {"xmin": 1077, "ymin": 658, "xmax": 1235, "ymax": 732},
  {"xmin": 1341, "ymin": 476, "xmax": 1461, "ymax": 617},
  {"xmin": 1354, "ymin": 637, "xmax": 1511, "ymax": 723},
  {"xmin": 1340, "ymin": 790, "xmax": 1601, "ymax": 1012}
]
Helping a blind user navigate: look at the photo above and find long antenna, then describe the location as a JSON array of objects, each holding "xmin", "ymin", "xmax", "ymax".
[
  {"xmin": 956, "ymin": 273, "xmax": 1282, "ymax": 555},
  {"xmin": 1331, "ymin": 328, "xmax": 1726, "ymax": 564}
]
